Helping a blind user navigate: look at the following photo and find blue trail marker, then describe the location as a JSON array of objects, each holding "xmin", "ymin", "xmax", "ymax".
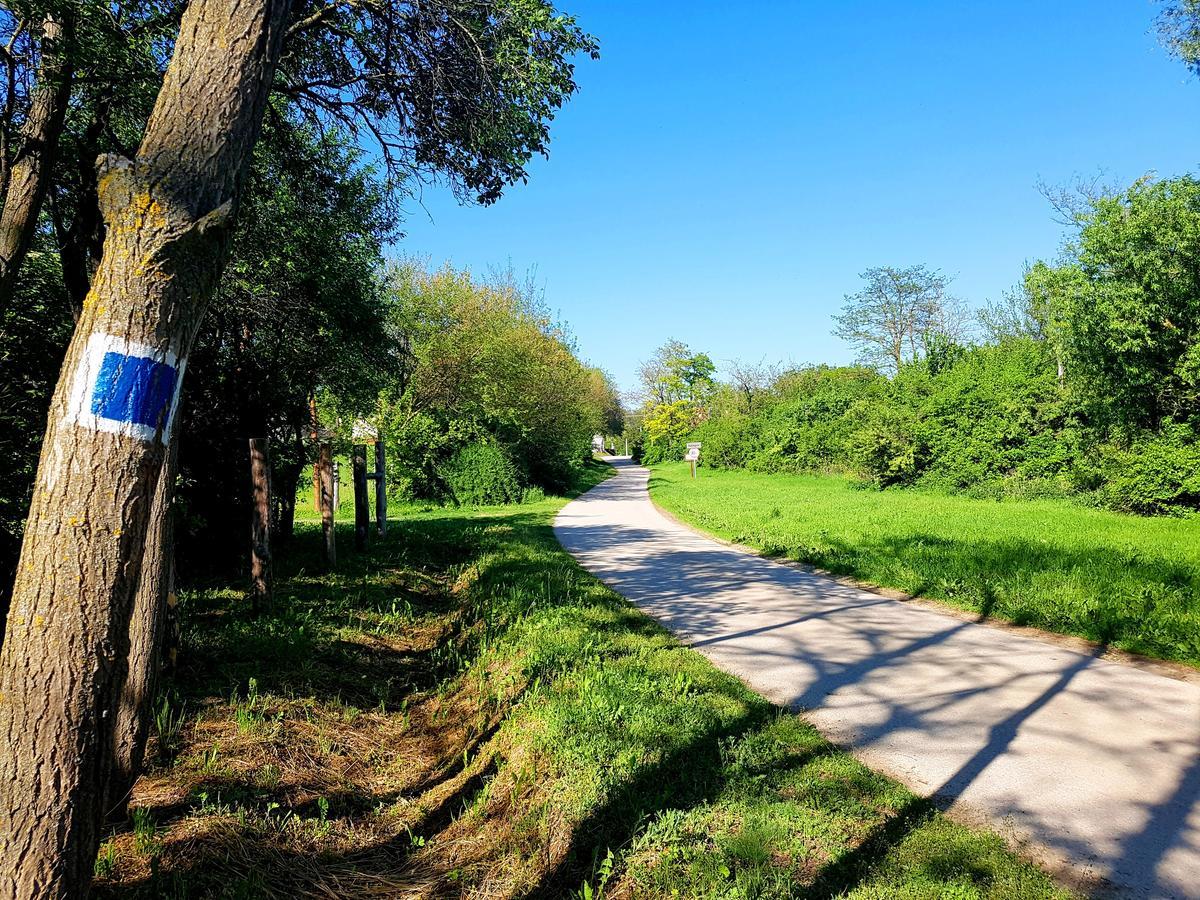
[{"xmin": 66, "ymin": 334, "xmax": 185, "ymax": 443}]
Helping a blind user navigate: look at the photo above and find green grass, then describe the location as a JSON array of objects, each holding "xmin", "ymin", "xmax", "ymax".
[
  {"xmin": 650, "ymin": 462, "xmax": 1200, "ymax": 666},
  {"xmin": 95, "ymin": 460, "xmax": 1067, "ymax": 898}
]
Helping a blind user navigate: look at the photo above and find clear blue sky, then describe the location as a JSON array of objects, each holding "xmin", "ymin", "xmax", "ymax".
[{"xmin": 392, "ymin": 0, "xmax": 1200, "ymax": 396}]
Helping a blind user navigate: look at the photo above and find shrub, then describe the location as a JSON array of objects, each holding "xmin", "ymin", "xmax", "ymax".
[
  {"xmin": 849, "ymin": 400, "xmax": 927, "ymax": 487},
  {"xmin": 441, "ymin": 442, "xmax": 524, "ymax": 506},
  {"xmin": 1097, "ymin": 428, "xmax": 1200, "ymax": 515}
]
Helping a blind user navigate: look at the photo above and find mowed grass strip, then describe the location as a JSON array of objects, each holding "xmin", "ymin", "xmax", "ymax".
[
  {"xmin": 650, "ymin": 462, "xmax": 1200, "ymax": 666},
  {"xmin": 94, "ymin": 462, "xmax": 1067, "ymax": 898}
]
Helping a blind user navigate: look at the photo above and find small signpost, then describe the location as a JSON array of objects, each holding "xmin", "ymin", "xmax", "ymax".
[{"xmin": 685, "ymin": 441, "xmax": 702, "ymax": 479}]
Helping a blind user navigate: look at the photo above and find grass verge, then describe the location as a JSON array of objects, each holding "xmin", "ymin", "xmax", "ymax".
[
  {"xmin": 649, "ymin": 463, "xmax": 1200, "ymax": 667},
  {"xmin": 93, "ymin": 460, "xmax": 1068, "ymax": 898}
]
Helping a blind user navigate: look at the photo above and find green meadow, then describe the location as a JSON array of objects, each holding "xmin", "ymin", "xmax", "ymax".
[{"xmin": 650, "ymin": 463, "xmax": 1200, "ymax": 667}]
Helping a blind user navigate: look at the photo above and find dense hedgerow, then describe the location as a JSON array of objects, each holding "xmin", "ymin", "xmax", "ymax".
[
  {"xmin": 678, "ymin": 338, "xmax": 1198, "ymax": 514},
  {"xmin": 633, "ymin": 173, "xmax": 1200, "ymax": 517}
]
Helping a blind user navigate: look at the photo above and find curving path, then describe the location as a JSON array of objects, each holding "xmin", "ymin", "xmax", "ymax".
[{"xmin": 554, "ymin": 458, "xmax": 1200, "ymax": 898}]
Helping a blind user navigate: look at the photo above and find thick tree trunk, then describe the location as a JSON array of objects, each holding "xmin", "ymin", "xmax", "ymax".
[
  {"xmin": 0, "ymin": 2, "xmax": 292, "ymax": 896},
  {"xmin": 249, "ymin": 437, "xmax": 272, "ymax": 609},
  {"xmin": 0, "ymin": 15, "xmax": 73, "ymax": 318},
  {"xmin": 105, "ymin": 440, "xmax": 179, "ymax": 824}
]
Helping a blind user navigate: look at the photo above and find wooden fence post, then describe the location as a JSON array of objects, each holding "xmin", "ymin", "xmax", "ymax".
[
  {"xmin": 374, "ymin": 435, "xmax": 387, "ymax": 537},
  {"xmin": 353, "ymin": 444, "xmax": 369, "ymax": 551},
  {"xmin": 310, "ymin": 394, "xmax": 321, "ymax": 511},
  {"xmin": 318, "ymin": 442, "xmax": 336, "ymax": 568},
  {"xmin": 249, "ymin": 438, "xmax": 272, "ymax": 609}
]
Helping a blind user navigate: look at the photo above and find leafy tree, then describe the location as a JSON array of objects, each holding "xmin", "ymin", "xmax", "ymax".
[
  {"xmin": 178, "ymin": 115, "xmax": 393, "ymax": 575},
  {"xmin": 0, "ymin": 1, "xmax": 597, "ymax": 892},
  {"xmin": 642, "ymin": 400, "xmax": 695, "ymax": 464},
  {"xmin": 1159, "ymin": 0, "xmax": 1200, "ymax": 73},
  {"xmin": 725, "ymin": 358, "xmax": 780, "ymax": 413},
  {"xmin": 379, "ymin": 262, "xmax": 616, "ymax": 497},
  {"xmin": 637, "ymin": 339, "xmax": 716, "ymax": 404},
  {"xmin": 636, "ymin": 340, "xmax": 716, "ymax": 462},
  {"xmin": 833, "ymin": 265, "xmax": 968, "ymax": 374},
  {"xmin": 1035, "ymin": 175, "xmax": 1200, "ymax": 430},
  {"xmin": 0, "ymin": 246, "xmax": 73, "ymax": 598}
]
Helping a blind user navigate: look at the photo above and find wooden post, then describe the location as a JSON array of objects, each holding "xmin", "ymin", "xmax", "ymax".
[
  {"xmin": 248, "ymin": 438, "xmax": 272, "ymax": 609},
  {"xmin": 310, "ymin": 394, "xmax": 320, "ymax": 511},
  {"xmin": 353, "ymin": 444, "xmax": 369, "ymax": 551},
  {"xmin": 318, "ymin": 442, "xmax": 336, "ymax": 568},
  {"xmin": 374, "ymin": 435, "xmax": 387, "ymax": 537}
]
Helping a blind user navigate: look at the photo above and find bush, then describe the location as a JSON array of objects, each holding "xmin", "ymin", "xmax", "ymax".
[
  {"xmin": 849, "ymin": 400, "xmax": 927, "ymax": 487},
  {"xmin": 441, "ymin": 442, "xmax": 524, "ymax": 506},
  {"xmin": 1096, "ymin": 428, "xmax": 1200, "ymax": 515}
]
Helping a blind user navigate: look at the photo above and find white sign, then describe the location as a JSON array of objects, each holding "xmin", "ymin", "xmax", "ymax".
[
  {"xmin": 352, "ymin": 419, "xmax": 378, "ymax": 442},
  {"xmin": 684, "ymin": 448, "xmax": 700, "ymax": 461},
  {"xmin": 686, "ymin": 442, "xmax": 702, "ymax": 450}
]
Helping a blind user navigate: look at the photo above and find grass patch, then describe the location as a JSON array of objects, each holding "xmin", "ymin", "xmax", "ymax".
[
  {"xmin": 93, "ymin": 459, "xmax": 1067, "ymax": 897},
  {"xmin": 649, "ymin": 463, "xmax": 1200, "ymax": 666}
]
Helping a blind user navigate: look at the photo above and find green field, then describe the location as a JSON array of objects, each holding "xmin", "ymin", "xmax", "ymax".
[
  {"xmin": 650, "ymin": 463, "xmax": 1200, "ymax": 666},
  {"xmin": 93, "ymin": 462, "xmax": 1064, "ymax": 898}
]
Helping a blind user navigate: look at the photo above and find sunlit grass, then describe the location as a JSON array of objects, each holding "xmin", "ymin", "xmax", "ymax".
[
  {"xmin": 650, "ymin": 462, "xmax": 1200, "ymax": 665},
  {"xmin": 94, "ymin": 460, "xmax": 1067, "ymax": 897}
]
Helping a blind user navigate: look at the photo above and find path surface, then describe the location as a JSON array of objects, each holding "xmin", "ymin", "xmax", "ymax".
[{"xmin": 554, "ymin": 459, "xmax": 1200, "ymax": 898}]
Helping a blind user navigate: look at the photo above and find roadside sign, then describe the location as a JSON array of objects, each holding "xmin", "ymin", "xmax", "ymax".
[
  {"xmin": 686, "ymin": 442, "xmax": 702, "ymax": 450},
  {"xmin": 684, "ymin": 448, "xmax": 700, "ymax": 461}
]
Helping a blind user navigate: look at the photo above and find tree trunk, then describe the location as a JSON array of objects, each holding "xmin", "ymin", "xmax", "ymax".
[
  {"xmin": 318, "ymin": 442, "xmax": 336, "ymax": 569},
  {"xmin": 353, "ymin": 444, "xmax": 368, "ymax": 551},
  {"xmin": 0, "ymin": 14, "xmax": 73, "ymax": 318},
  {"xmin": 375, "ymin": 436, "xmax": 387, "ymax": 537},
  {"xmin": 0, "ymin": 2, "xmax": 292, "ymax": 896},
  {"xmin": 104, "ymin": 439, "xmax": 179, "ymax": 825},
  {"xmin": 249, "ymin": 437, "xmax": 272, "ymax": 610},
  {"xmin": 54, "ymin": 96, "xmax": 113, "ymax": 317}
]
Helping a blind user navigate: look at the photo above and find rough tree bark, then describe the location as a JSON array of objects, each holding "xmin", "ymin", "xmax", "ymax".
[
  {"xmin": 375, "ymin": 436, "xmax": 387, "ymax": 537},
  {"xmin": 249, "ymin": 437, "xmax": 272, "ymax": 609},
  {"xmin": 318, "ymin": 441, "xmax": 336, "ymax": 568},
  {"xmin": 105, "ymin": 440, "xmax": 179, "ymax": 824},
  {"xmin": 0, "ymin": 14, "xmax": 73, "ymax": 317},
  {"xmin": 0, "ymin": 2, "xmax": 293, "ymax": 896}
]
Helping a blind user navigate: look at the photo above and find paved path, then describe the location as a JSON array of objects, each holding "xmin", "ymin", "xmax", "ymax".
[{"xmin": 554, "ymin": 459, "xmax": 1200, "ymax": 898}]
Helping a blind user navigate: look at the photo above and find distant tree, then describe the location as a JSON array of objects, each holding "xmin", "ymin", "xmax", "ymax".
[
  {"xmin": 979, "ymin": 277, "xmax": 1048, "ymax": 344},
  {"xmin": 978, "ymin": 263, "xmax": 1071, "ymax": 385},
  {"xmin": 637, "ymin": 339, "xmax": 717, "ymax": 405},
  {"xmin": 1159, "ymin": 0, "xmax": 1200, "ymax": 73},
  {"xmin": 381, "ymin": 262, "xmax": 611, "ymax": 494},
  {"xmin": 643, "ymin": 400, "xmax": 694, "ymax": 461},
  {"xmin": 833, "ymin": 265, "xmax": 968, "ymax": 374},
  {"xmin": 725, "ymin": 358, "xmax": 780, "ymax": 413}
]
